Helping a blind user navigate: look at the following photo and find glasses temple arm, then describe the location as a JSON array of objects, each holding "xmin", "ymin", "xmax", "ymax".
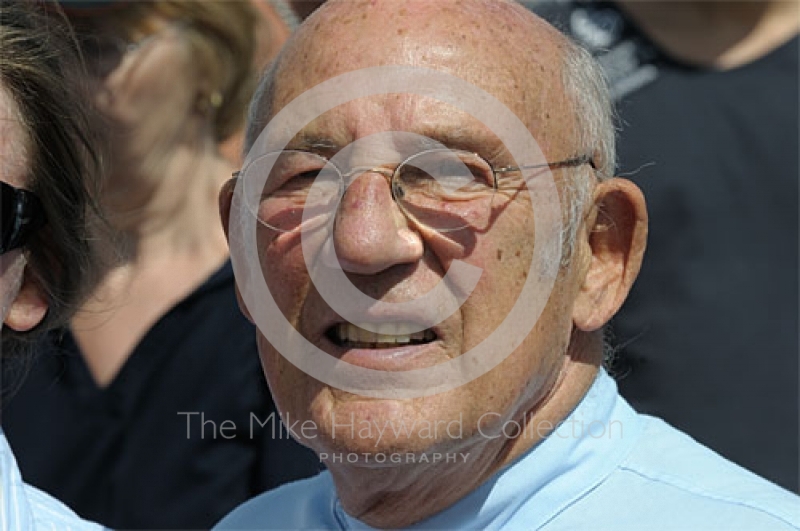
[{"xmin": 494, "ymin": 154, "xmax": 596, "ymax": 174}]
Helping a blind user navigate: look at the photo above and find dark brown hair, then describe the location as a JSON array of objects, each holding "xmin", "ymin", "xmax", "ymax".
[{"xmin": 0, "ymin": 0, "xmax": 106, "ymax": 356}]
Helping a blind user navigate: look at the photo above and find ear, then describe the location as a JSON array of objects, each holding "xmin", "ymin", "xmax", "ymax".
[
  {"xmin": 4, "ymin": 269, "xmax": 48, "ymax": 332},
  {"xmin": 219, "ymin": 177, "xmax": 236, "ymax": 241},
  {"xmin": 218, "ymin": 177, "xmax": 254, "ymax": 324},
  {"xmin": 572, "ymin": 177, "xmax": 648, "ymax": 331}
]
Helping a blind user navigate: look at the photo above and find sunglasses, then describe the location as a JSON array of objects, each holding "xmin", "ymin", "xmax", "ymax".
[{"xmin": 1, "ymin": 181, "xmax": 47, "ymax": 255}]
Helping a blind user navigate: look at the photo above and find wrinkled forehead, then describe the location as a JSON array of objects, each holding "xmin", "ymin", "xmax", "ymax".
[
  {"xmin": 251, "ymin": 0, "xmax": 576, "ymax": 159},
  {"xmin": 259, "ymin": 94, "xmax": 514, "ymax": 163}
]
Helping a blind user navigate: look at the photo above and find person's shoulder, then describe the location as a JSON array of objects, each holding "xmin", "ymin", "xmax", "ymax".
[
  {"xmin": 616, "ymin": 416, "xmax": 800, "ymax": 529},
  {"xmin": 25, "ymin": 483, "xmax": 104, "ymax": 531},
  {"xmin": 213, "ymin": 471, "xmax": 335, "ymax": 530},
  {"xmin": 545, "ymin": 415, "xmax": 799, "ymax": 530},
  {"xmin": 1, "ymin": 431, "xmax": 103, "ymax": 531}
]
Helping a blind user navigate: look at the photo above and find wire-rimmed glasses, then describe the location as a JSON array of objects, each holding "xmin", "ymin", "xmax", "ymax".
[{"xmin": 235, "ymin": 148, "xmax": 594, "ymax": 234}]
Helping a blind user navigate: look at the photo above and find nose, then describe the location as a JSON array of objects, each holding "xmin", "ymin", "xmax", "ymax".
[{"xmin": 332, "ymin": 172, "xmax": 424, "ymax": 275}]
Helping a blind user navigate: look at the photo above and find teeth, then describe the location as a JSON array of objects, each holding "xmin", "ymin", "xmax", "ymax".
[
  {"xmin": 363, "ymin": 329, "xmax": 379, "ymax": 343},
  {"xmin": 336, "ymin": 323, "xmax": 435, "ymax": 345},
  {"xmin": 355, "ymin": 324, "xmax": 368, "ymax": 343},
  {"xmin": 399, "ymin": 323, "xmax": 422, "ymax": 335}
]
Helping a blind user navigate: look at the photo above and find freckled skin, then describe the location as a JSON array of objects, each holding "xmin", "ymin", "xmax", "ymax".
[
  {"xmin": 233, "ymin": 0, "xmax": 647, "ymax": 527},
  {"xmin": 262, "ymin": 0, "xmax": 578, "ymax": 514}
]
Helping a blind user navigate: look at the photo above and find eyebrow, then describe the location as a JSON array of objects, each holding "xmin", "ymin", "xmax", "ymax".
[
  {"xmin": 286, "ymin": 135, "xmax": 341, "ymax": 155},
  {"xmin": 286, "ymin": 125, "xmax": 508, "ymax": 162},
  {"xmin": 407, "ymin": 122, "xmax": 508, "ymax": 159}
]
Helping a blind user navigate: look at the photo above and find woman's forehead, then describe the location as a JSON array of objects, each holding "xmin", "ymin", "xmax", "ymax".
[{"xmin": 0, "ymin": 89, "xmax": 29, "ymax": 189}]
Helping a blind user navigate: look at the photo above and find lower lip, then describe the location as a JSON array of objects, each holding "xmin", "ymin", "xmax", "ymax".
[{"xmin": 320, "ymin": 334, "xmax": 446, "ymax": 371}]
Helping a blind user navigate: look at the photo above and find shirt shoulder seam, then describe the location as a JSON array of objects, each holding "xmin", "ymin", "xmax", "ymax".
[{"xmin": 618, "ymin": 464, "xmax": 799, "ymax": 528}]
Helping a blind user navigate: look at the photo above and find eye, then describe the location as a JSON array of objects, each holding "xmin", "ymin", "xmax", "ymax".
[
  {"xmin": 404, "ymin": 164, "xmax": 491, "ymax": 197},
  {"xmin": 271, "ymin": 166, "xmax": 342, "ymax": 206},
  {"xmin": 435, "ymin": 162, "xmax": 486, "ymax": 188},
  {"xmin": 279, "ymin": 170, "xmax": 323, "ymax": 191},
  {"xmin": 398, "ymin": 151, "xmax": 494, "ymax": 193}
]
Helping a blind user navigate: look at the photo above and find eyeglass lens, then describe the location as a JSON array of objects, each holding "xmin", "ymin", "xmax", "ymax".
[
  {"xmin": 241, "ymin": 149, "xmax": 497, "ymax": 234},
  {"xmin": 1, "ymin": 182, "xmax": 17, "ymax": 251},
  {"xmin": 1, "ymin": 182, "xmax": 46, "ymax": 255}
]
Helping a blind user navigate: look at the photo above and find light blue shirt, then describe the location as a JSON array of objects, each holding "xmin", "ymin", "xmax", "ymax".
[
  {"xmin": 1, "ymin": 431, "xmax": 103, "ymax": 531},
  {"xmin": 215, "ymin": 370, "xmax": 800, "ymax": 530}
]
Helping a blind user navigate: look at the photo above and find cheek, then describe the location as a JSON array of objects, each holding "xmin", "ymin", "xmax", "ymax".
[
  {"xmin": 448, "ymin": 210, "xmax": 566, "ymax": 410},
  {"xmin": 452, "ymin": 218, "xmax": 537, "ymax": 349},
  {"xmin": 258, "ymin": 332, "xmax": 313, "ymax": 413},
  {"xmin": 0, "ymin": 251, "xmax": 26, "ymax": 322},
  {"xmin": 460, "ymin": 304, "xmax": 570, "ymax": 437},
  {"xmin": 260, "ymin": 232, "xmax": 312, "ymax": 323}
]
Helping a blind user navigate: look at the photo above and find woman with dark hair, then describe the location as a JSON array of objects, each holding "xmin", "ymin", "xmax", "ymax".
[
  {"xmin": 2, "ymin": 2, "xmax": 321, "ymax": 529},
  {"xmin": 0, "ymin": 1, "xmax": 105, "ymax": 529}
]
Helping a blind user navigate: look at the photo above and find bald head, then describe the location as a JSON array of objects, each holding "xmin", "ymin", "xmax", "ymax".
[
  {"xmin": 250, "ymin": 0, "xmax": 587, "ymax": 152},
  {"xmin": 245, "ymin": 0, "xmax": 614, "ymax": 257},
  {"xmin": 289, "ymin": 0, "xmax": 568, "ymax": 82}
]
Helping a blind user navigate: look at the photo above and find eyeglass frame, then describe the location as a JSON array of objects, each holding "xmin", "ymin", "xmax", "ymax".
[
  {"xmin": 232, "ymin": 148, "xmax": 596, "ymax": 233},
  {"xmin": 1, "ymin": 181, "xmax": 47, "ymax": 255}
]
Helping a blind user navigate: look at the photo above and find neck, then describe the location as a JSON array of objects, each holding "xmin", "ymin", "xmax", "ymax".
[
  {"xmin": 332, "ymin": 335, "xmax": 601, "ymax": 528},
  {"xmin": 616, "ymin": 0, "xmax": 800, "ymax": 69},
  {"xmin": 103, "ymin": 143, "xmax": 231, "ymax": 265}
]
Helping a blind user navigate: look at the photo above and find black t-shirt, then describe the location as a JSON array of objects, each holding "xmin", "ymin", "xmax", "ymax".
[
  {"xmin": 1, "ymin": 262, "xmax": 322, "ymax": 529},
  {"xmin": 531, "ymin": 1, "xmax": 799, "ymax": 491}
]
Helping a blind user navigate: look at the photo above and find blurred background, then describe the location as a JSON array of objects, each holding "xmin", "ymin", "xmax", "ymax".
[{"xmin": 522, "ymin": 0, "xmax": 799, "ymax": 493}]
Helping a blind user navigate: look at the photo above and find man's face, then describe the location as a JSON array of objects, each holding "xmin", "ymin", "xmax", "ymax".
[{"xmin": 248, "ymin": 0, "xmax": 588, "ymax": 457}]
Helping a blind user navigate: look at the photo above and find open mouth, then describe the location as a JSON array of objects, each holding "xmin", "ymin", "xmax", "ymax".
[{"xmin": 326, "ymin": 322, "xmax": 437, "ymax": 349}]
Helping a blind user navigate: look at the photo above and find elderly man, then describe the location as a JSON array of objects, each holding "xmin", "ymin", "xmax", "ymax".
[{"xmin": 215, "ymin": 1, "xmax": 800, "ymax": 529}]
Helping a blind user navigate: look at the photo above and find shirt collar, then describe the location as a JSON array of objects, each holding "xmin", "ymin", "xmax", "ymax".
[{"xmin": 334, "ymin": 369, "xmax": 644, "ymax": 530}]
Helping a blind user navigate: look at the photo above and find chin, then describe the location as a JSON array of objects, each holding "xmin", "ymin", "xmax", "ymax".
[{"xmin": 300, "ymin": 383, "xmax": 478, "ymax": 462}]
